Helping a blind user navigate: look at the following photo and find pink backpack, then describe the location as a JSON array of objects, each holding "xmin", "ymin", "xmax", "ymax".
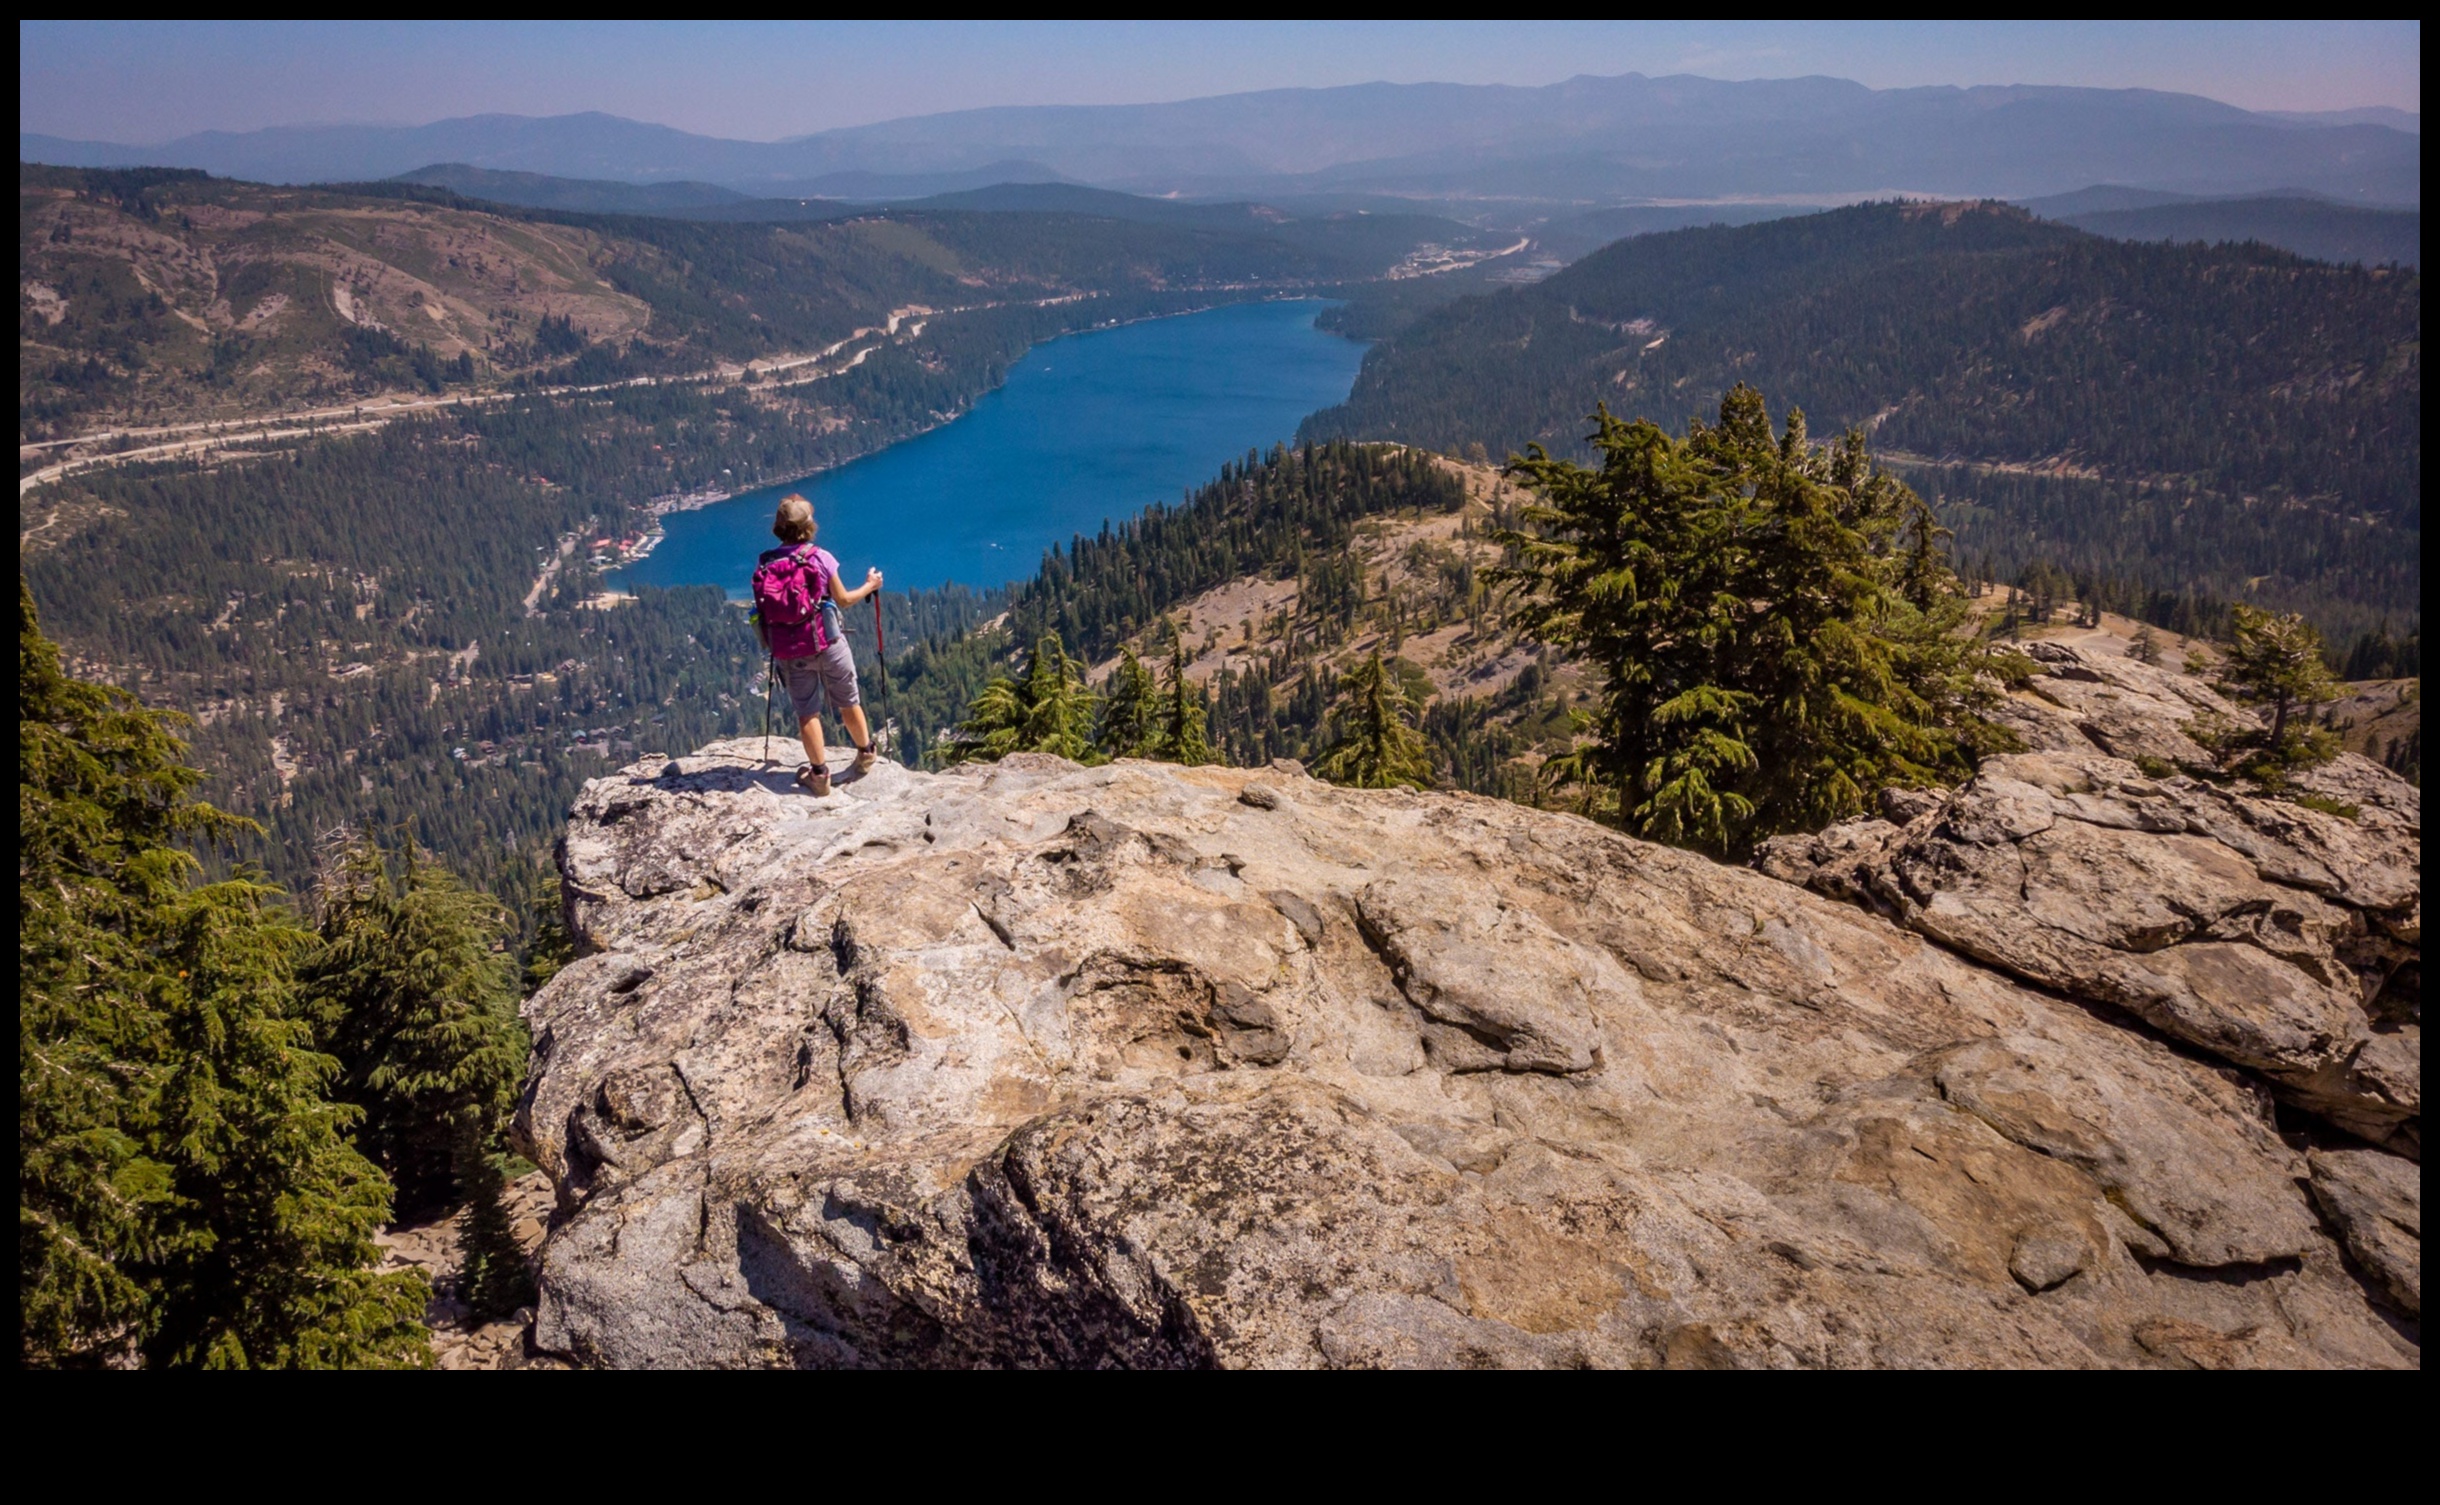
[{"xmin": 751, "ymin": 545, "xmax": 830, "ymax": 658}]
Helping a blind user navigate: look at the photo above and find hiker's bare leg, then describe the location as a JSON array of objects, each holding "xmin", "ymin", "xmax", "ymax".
[
  {"xmin": 798, "ymin": 714, "xmax": 828, "ymax": 768},
  {"xmin": 839, "ymin": 704, "xmax": 877, "ymax": 773}
]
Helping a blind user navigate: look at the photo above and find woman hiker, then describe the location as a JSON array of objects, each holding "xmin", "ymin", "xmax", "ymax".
[{"xmin": 752, "ymin": 493, "xmax": 882, "ymax": 796}]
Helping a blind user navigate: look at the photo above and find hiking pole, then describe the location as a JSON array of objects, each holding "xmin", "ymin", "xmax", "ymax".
[
  {"xmin": 763, "ymin": 655, "xmax": 776, "ymax": 766},
  {"xmin": 873, "ymin": 590, "xmax": 888, "ymax": 696},
  {"xmin": 871, "ymin": 589, "xmax": 890, "ymax": 757}
]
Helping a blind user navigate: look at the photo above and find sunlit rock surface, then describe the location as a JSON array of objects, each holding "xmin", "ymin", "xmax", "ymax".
[{"xmin": 517, "ymin": 646, "xmax": 2417, "ymax": 1367}]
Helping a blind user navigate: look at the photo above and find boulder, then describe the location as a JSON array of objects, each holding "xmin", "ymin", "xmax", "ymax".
[
  {"xmin": 515, "ymin": 740, "xmax": 2416, "ymax": 1368},
  {"xmin": 1762, "ymin": 640, "xmax": 2421, "ymax": 1152},
  {"xmin": 2307, "ymin": 1145, "xmax": 2421, "ymax": 1315}
]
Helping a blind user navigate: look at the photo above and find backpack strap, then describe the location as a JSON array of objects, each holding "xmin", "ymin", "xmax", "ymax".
[{"xmin": 798, "ymin": 545, "xmax": 832, "ymax": 649}]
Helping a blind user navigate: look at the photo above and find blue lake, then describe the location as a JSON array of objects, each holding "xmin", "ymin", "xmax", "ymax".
[{"xmin": 614, "ymin": 299, "xmax": 1366, "ymax": 598}]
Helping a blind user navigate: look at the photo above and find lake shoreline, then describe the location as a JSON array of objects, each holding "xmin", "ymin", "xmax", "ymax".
[
  {"xmin": 610, "ymin": 291, "xmax": 1325, "ymax": 581},
  {"xmin": 612, "ymin": 297, "xmax": 1368, "ymax": 600}
]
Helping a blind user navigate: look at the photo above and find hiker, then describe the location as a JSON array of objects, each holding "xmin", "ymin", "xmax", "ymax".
[{"xmin": 751, "ymin": 493, "xmax": 882, "ymax": 796}]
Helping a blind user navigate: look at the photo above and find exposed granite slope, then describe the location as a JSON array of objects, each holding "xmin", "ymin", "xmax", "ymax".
[
  {"xmin": 514, "ymin": 714, "xmax": 2417, "ymax": 1366},
  {"xmin": 1760, "ymin": 638, "xmax": 2420, "ymax": 1156}
]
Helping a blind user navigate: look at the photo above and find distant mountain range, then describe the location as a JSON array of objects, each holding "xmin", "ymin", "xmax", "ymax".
[
  {"xmin": 385, "ymin": 163, "xmax": 1267, "ymax": 227},
  {"xmin": 380, "ymin": 160, "xmax": 2421, "ymax": 273},
  {"xmin": 21, "ymin": 73, "xmax": 2421, "ymax": 207}
]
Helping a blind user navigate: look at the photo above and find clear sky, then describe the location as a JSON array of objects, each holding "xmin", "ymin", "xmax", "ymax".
[{"xmin": 19, "ymin": 20, "xmax": 2422, "ymax": 146}]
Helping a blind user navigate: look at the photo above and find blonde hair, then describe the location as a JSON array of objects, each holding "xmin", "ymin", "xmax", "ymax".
[{"xmin": 772, "ymin": 493, "xmax": 817, "ymax": 544}]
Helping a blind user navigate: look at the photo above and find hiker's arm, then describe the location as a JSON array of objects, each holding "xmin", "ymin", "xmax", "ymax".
[{"xmin": 835, "ymin": 567, "xmax": 883, "ymax": 605}]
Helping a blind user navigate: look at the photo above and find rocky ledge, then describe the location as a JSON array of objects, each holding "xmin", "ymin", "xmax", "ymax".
[
  {"xmin": 1761, "ymin": 633, "xmax": 2417, "ymax": 1313},
  {"xmin": 517, "ymin": 642, "xmax": 2418, "ymax": 1368}
]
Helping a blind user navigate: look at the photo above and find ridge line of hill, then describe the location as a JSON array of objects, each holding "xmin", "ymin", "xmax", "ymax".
[
  {"xmin": 20, "ymin": 162, "xmax": 1503, "ymax": 453},
  {"xmin": 1302, "ymin": 198, "xmax": 2421, "ymax": 640}
]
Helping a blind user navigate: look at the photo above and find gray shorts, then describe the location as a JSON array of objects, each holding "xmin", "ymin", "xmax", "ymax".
[{"xmin": 779, "ymin": 642, "xmax": 859, "ymax": 720}]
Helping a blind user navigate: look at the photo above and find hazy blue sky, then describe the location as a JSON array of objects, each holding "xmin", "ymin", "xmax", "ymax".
[{"xmin": 20, "ymin": 20, "xmax": 2422, "ymax": 145}]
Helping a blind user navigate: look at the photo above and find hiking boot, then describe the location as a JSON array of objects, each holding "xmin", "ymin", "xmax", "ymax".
[
  {"xmin": 796, "ymin": 762, "xmax": 831, "ymax": 797},
  {"xmin": 850, "ymin": 742, "xmax": 878, "ymax": 777}
]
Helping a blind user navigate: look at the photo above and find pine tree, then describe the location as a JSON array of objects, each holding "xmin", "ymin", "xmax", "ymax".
[
  {"xmin": 521, "ymin": 871, "xmax": 575, "ymax": 995},
  {"xmin": 2217, "ymin": 605, "xmax": 2343, "ymax": 770},
  {"xmin": 947, "ymin": 632, "xmax": 1096, "ymax": 763},
  {"xmin": 1096, "ymin": 645, "xmax": 1160, "ymax": 760},
  {"xmin": 1314, "ymin": 649, "xmax": 1435, "ymax": 790},
  {"xmin": 1493, "ymin": 387, "xmax": 2004, "ymax": 855},
  {"xmin": 1896, "ymin": 497, "xmax": 1951, "ymax": 613},
  {"xmin": 300, "ymin": 834, "xmax": 529, "ymax": 1220},
  {"xmin": 455, "ymin": 1145, "xmax": 534, "ymax": 1322},
  {"xmin": 2131, "ymin": 625, "xmax": 2163, "ymax": 665},
  {"xmin": 1151, "ymin": 618, "xmax": 1213, "ymax": 766},
  {"xmin": 20, "ymin": 580, "xmax": 430, "ymax": 1368}
]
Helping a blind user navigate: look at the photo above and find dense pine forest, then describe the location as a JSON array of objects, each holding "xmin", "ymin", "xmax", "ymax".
[
  {"xmin": 20, "ymin": 379, "xmax": 1011, "ymax": 897},
  {"xmin": 1302, "ymin": 201, "xmax": 2421, "ymax": 639},
  {"xmin": 22, "ymin": 582, "xmax": 556, "ymax": 1366}
]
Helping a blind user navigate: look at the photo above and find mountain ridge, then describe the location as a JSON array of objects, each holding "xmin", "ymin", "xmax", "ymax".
[
  {"xmin": 1302, "ymin": 200, "xmax": 2421, "ymax": 634},
  {"xmin": 22, "ymin": 73, "xmax": 2420, "ymax": 205},
  {"xmin": 18, "ymin": 162, "xmax": 1486, "ymax": 441}
]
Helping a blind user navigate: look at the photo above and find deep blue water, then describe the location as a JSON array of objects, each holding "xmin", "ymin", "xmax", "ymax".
[{"xmin": 614, "ymin": 299, "xmax": 1366, "ymax": 598}]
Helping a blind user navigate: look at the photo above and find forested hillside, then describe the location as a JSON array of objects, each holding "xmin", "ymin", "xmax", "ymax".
[
  {"xmin": 2051, "ymin": 195, "xmax": 2419, "ymax": 269},
  {"xmin": 881, "ymin": 441, "xmax": 1569, "ymax": 795},
  {"xmin": 20, "ymin": 163, "xmax": 1463, "ymax": 438},
  {"xmin": 1302, "ymin": 201, "xmax": 2422, "ymax": 637},
  {"xmin": 20, "ymin": 377, "xmax": 1012, "ymax": 897}
]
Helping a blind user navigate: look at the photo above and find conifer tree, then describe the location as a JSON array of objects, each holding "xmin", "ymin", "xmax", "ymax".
[
  {"xmin": 2217, "ymin": 605, "xmax": 2343, "ymax": 769},
  {"xmin": 455, "ymin": 1145, "xmax": 534, "ymax": 1322},
  {"xmin": 1314, "ymin": 649, "xmax": 1434, "ymax": 790},
  {"xmin": 1096, "ymin": 645, "xmax": 1160, "ymax": 760},
  {"xmin": 1151, "ymin": 618, "xmax": 1213, "ymax": 766},
  {"xmin": 1494, "ymin": 387, "xmax": 2003, "ymax": 855},
  {"xmin": 300, "ymin": 831, "xmax": 532, "ymax": 1319},
  {"xmin": 300, "ymin": 835, "xmax": 529, "ymax": 1220},
  {"xmin": 947, "ymin": 632, "xmax": 1096, "ymax": 763},
  {"xmin": 20, "ymin": 581, "xmax": 430, "ymax": 1368},
  {"xmin": 1897, "ymin": 498, "xmax": 1951, "ymax": 613},
  {"xmin": 521, "ymin": 872, "xmax": 575, "ymax": 995}
]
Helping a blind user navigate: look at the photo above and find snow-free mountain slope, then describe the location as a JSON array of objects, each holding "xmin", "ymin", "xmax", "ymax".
[{"xmin": 21, "ymin": 75, "xmax": 2421, "ymax": 204}]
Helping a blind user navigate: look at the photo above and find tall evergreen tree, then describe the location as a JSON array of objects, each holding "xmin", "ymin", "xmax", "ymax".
[
  {"xmin": 1494, "ymin": 387, "xmax": 2004, "ymax": 854},
  {"xmin": 300, "ymin": 835, "xmax": 528, "ymax": 1220},
  {"xmin": 20, "ymin": 581, "xmax": 430, "ymax": 1368},
  {"xmin": 454, "ymin": 1145, "xmax": 534, "ymax": 1322},
  {"xmin": 1151, "ymin": 618, "xmax": 1213, "ymax": 766},
  {"xmin": 947, "ymin": 632, "xmax": 1096, "ymax": 763},
  {"xmin": 1314, "ymin": 649, "xmax": 1435, "ymax": 790},
  {"xmin": 1096, "ymin": 646, "xmax": 1160, "ymax": 760},
  {"xmin": 299, "ymin": 831, "xmax": 532, "ymax": 1320}
]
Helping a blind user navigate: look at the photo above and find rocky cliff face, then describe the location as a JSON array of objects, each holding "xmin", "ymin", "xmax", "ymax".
[{"xmin": 516, "ymin": 638, "xmax": 2419, "ymax": 1367}]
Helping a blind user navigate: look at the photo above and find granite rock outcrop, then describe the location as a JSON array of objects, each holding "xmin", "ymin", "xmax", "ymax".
[
  {"xmin": 1759, "ymin": 635, "xmax": 2419, "ymax": 1156},
  {"xmin": 514, "ymin": 641, "xmax": 2419, "ymax": 1365}
]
